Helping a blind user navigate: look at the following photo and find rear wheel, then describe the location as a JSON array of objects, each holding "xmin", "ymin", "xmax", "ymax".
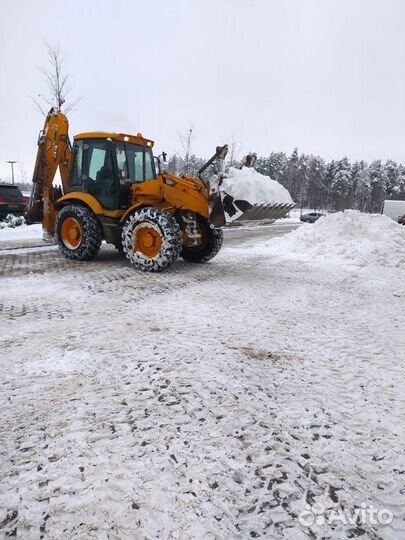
[
  {"xmin": 122, "ymin": 208, "xmax": 182, "ymax": 272},
  {"xmin": 181, "ymin": 217, "xmax": 223, "ymax": 263},
  {"xmin": 57, "ymin": 204, "xmax": 103, "ymax": 261}
]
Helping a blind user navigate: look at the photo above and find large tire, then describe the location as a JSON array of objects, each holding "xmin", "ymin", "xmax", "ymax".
[
  {"xmin": 122, "ymin": 208, "xmax": 182, "ymax": 272},
  {"xmin": 181, "ymin": 218, "xmax": 223, "ymax": 263},
  {"xmin": 56, "ymin": 204, "xmax": 103, "ymax": 261}
]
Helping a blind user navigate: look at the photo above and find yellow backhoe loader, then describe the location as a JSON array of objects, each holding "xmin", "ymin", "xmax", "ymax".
[{"xmin": 26, "ymin": 108, "xmax": 294, "ymax": 271}]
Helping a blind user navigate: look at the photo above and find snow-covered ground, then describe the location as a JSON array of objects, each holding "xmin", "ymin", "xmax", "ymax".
[{"xmin": 0, "ymin": 212, "xmax": 404, "ymax": 539}]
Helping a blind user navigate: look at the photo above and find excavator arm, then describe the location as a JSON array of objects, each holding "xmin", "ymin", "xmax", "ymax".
[{"xmin": 26, "ymin": 108, "xmax": 73, "ymax": 238}]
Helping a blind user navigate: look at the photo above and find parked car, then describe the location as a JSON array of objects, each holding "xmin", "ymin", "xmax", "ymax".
[
  {"xmin": 21, "ymin": 192, "xmax": 30, "ymax": 206},
  {"xmin": 398, "ymin": 214, "xmax": 405, "ymax": 225},
  {"xmin": 300, "ymin": 212, "xmax": 325, "ymax": 223},
  {"xmin": 0, "ymin": 184, "xmax": 27, "ymax": 220}
]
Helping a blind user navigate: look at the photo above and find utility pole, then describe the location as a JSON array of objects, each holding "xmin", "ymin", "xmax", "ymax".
[{"xmin": 6, "ymin": 161, "xmax": 17, "ymax": 185}]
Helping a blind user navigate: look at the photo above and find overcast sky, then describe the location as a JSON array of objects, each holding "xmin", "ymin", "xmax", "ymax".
[{"xmin": 0, "ymin": 0, "xmax": 404, "ymax": 182}]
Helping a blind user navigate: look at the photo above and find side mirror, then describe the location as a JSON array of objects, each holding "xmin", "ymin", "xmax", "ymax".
[
  {"xmin": 161, "ymin": 152, "xmax": 167, "ymax": 163},
  {"xmin": 154, "ymin": 156, "xmax": 162, "ymax": 174}
]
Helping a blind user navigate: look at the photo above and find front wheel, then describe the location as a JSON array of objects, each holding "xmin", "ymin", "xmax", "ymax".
[
  {"xmin": 181, "ymin": 218, "xmax": 224, "ymax": 263},
  {"xmin": 56, "ymin": 204, "xmax": 103, "ymax": 261},
  {"xmin": 122, "ymin": 208, "xmax": 182, "ymax": 272}
]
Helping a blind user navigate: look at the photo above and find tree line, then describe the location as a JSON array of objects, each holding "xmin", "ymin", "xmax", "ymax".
[
  {"xmin": 5, "ymin": 148, "xmax": 403, "ymax": 215},
  {"xmin": 167, "ymin": 149, "xmax": 405, "ymax": 213}
]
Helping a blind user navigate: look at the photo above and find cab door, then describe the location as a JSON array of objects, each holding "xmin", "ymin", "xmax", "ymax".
[{"xmin": 81, "ymin": 139, "xmax": 119, "ymax": 211}]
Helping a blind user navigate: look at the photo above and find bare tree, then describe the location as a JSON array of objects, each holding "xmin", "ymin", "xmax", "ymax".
[
  {"xmin": 227, "ymin": 136, "xmax": 243, "ymax": 168},
  {"xmin": 33, "ymin": 42, "xmax": 80, "ymax": 115},
  {"xmin": 177, "ymin": 124, "xmax": 194, "ymax": 176}
]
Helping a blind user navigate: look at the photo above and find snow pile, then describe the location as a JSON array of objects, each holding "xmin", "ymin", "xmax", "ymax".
[
  {"xmin": 0, "ymin": 214, "xmax": 26, "ymax": 229},
  {"xmin": 0, "ymin": 222, "xmax": 42, "ymax": 241},
  {"xmin": 222, "ymin": 167, "xmax": 293, "ymax": 205},
  {"xmin": 268, "ymin": 210, "xmax": 405, "ymax": 267}
]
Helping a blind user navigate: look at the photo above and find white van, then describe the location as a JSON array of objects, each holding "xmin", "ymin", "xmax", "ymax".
[{"xmin": 381, "ymin": 200, "xmax": 405, "ymax": 222}]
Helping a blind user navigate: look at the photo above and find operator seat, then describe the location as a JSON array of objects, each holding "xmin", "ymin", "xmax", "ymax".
[
  {"xmin": 96, "ymin": 165, "xmax": 112, "ymax": 183},
  {"xmin": 96, "ymin": 165, "xmax": 116, "ymax": 209}
]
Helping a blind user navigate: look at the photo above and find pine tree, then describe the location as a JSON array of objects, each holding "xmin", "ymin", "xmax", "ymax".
[
  {"xmin": 282, "ymin": 148, "xmax": 301, "ymax": 201},
  {"xmin": 331, "ymin": 157, "xmax": 352, "ymax": 210},
  {"xmin": 256, "ymin": 152, "xmax": 288, "ymax": 184},
  {"xmin": 297, "ymin": 154, "xmax": 309, "ymax": 207},
  {"xmin": 324, "ymin": 160, "xmax": 337, "ymax": 209},
  {"xmin": 307, "ymin": 156, "xmax": 326, "ymax": 210},
  {"xmin": 368, "ymin": 160, "xmax": 388, "ymax": 212},
  {"xmin": 352, "ymin": 161, "xmax": 370, "ymax": 211},
  {"xmin": 384, "ymin": 160, "xmax": 399, "ymax": 199},
  {"xmin": 187, "ymin": 155, "xmax": 206, "ymax": 178},
  {"xmin": 391, "ymin": 164, "xmax": 405, "ymax": 200},
  {"xmin": 167, "ymin": 155, "xmax": 179, "ymax": 175}
]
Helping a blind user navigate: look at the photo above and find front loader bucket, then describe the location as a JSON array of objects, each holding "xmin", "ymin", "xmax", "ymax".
[
  {"xmin": 235, "ymin": 202, "xmax": 296, "ymax": 222},
  {"xmin": 202, "ymin": 146, "xmax": 295, "ymax": 227},
  {"xmin": 221, "ymin": 192, "xmax": 295, "ymax": 225}
]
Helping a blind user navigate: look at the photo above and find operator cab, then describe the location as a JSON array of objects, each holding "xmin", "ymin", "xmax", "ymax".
[{"xmin": 69, "ymin": 132, "xmax": 157, "ymax": 210}]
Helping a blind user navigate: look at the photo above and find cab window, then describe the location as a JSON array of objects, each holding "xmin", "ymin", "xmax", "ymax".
[
  {"xmin": 145, "ymin": 150, "xmax": 155, "ymax": 180},
  {"xmin": 70, "ymin": 141, "xmax": 83, "ymax": 186},
  {"xmin": 115, "ymin": 142, "xmax": 156, "ymax": 183},
  {"xmin": 89, "ymin": 147, "xmax": 108, "ymax": 180}
]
